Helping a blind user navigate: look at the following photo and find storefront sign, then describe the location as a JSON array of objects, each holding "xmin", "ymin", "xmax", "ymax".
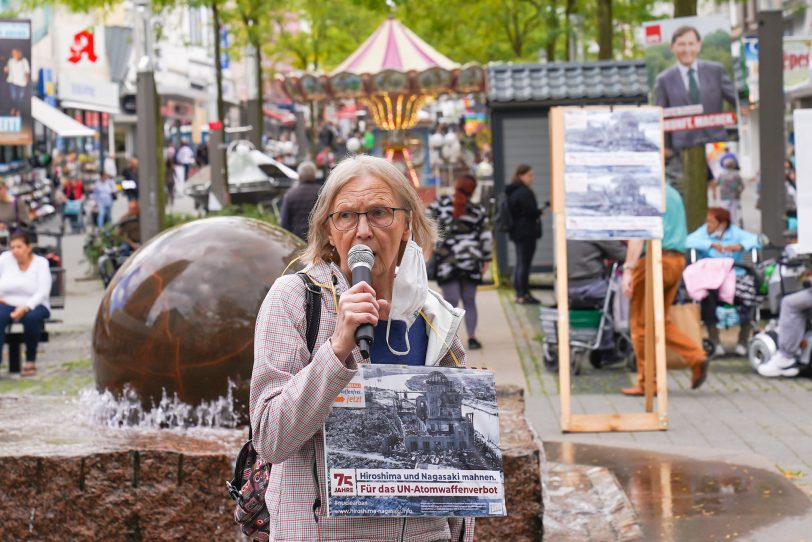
[
  {"xmin": 0, "ymin": 19, "xmax": 33, "ymax": 146},
  {"xmin": 67, "ymin": 28, "xmax": 98, "ymax": 64},
  {"xmin": 55, "ymin": 13, "xmax": 109, "ymax": 79},
  {"xmin": 58, "ymin": 75, "xmax": 119, "ymax": 112},
  {"xmin": 743, "ymin": 37, "xmax": 812, "ymax": 102}
]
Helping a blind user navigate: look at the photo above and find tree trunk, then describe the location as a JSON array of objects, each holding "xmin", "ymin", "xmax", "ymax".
[
  {"xmin": 673, "ymin": 0, "xmax": 703, "ymax": 229},
  {"xmin": 211, "ymin": 0, "xmax": 228, "ymax": 187},
  {"xmin": 564, "ymin": 0, "xmax": 576, "ymax": 61},
  {"xmin": 545, "ymin": 0, "xmax": 559, "ymax": 61},
  {"xmin": 153, "ymin": 81, "xmax": 165, "ymax": 229},
  {"xmin": 309, "ymin": 100, "xmax": 318, "ymax": 157},
  {"xmin": 212, "ymin": 1, "xmax": 225, "ymax": 124},
  {"xmin": 597, "ymin": 0, "xmax": 613, "ymax": 60},
  {"xmin": 673, "ymin": 0, "xmax": 697, "ymax": 18},
  {"xmin": 682, "ymin": 147, "xmax": 708, "ymax": 231},
  {"xmin": 254, "ymin": 38, "xmax": 264, "ymax": 145}
]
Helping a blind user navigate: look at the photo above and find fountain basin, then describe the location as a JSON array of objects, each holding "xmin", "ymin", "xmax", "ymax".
[{"xmin": 0, "ymin": 387, "xmax": 544, "ymax": 541}]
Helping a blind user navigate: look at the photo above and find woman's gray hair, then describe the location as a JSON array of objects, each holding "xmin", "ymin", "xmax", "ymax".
[
  {"xmin": 301, "ymin": 155, "xmax": 437, "ymax": 265},
  {"xmin": 296, "ymin": 160, "xmax": 317, "ymax": 182}
]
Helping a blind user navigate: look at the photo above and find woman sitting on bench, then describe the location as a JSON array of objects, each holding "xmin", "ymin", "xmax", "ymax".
[{"xmin": 0, "ymin": 232, "xmax": 52, "ymax": 376}]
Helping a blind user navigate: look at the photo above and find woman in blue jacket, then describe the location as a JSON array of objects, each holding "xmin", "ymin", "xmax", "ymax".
[{"xmin": 686, "ymin": 207, "xmax": 760, "ymax": 357}]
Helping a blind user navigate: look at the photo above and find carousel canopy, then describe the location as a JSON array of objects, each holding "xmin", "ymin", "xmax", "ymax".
[
  {"xmin": 280, "ymin": 17, "xmax": 485, "ymax": 130},
  {"xmin": 330, "ymin": 17, "xmax": 458, "ymax": 76}
]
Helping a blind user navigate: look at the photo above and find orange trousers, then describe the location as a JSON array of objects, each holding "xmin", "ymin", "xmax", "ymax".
[{"xmin": 631, "ymin": 251, "xmax": 706, "ymax": 387}]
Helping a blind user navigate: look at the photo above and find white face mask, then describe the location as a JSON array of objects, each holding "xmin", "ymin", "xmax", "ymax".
[{"xmin": 386, "ymin": 239, "xmax": 428, "ymax": 356}]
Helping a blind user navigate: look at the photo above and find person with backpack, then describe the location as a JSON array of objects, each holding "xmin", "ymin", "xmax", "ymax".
[
  {"xmin": 504, "ymin": 164, "xmax": 544, "ymax": 304},
  {"xmin": 427, "ymin": 174, "xmax": 493, "ymax": 350},
  {"xmin": 248, "ymin": 155, "xmax": 474, "ymax": 542}
]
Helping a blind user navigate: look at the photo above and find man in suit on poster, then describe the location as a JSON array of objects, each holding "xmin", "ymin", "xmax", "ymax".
[{"xmin": 654, "ymin": 25, "xmax": 737, "ymax": 150}]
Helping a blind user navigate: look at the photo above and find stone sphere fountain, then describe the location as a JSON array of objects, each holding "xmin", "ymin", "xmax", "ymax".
[{"xmin": 92, "ymin": 216, "xmax": 304, "ymax": 421}]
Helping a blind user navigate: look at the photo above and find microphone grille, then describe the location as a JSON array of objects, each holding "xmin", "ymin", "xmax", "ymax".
[{"xmin": 347, "ymin": 244, "xmax": 375, "ymax": 269}]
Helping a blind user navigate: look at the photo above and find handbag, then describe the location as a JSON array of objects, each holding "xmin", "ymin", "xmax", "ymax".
[
  {"xmin": 63, "ymin": 199, "xmax": 83, "ymax": 216},
  {"xmin": 228, "ymin": 272, "xmax": 322, "ymax": 540},
  {"xmin": 666, "ymin": 303, "xmax": 703, "ymax": 368}
]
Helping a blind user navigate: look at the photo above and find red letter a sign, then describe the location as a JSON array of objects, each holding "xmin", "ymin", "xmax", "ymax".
[{"xmin": 68, "ymin": 28, "xmax": 98, "ymax": 64}]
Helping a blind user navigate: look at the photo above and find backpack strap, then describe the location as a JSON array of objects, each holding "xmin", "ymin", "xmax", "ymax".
[
  {"xmin": 297, "ymin": 272, "xmax": 323, "ymax": 355},
  {"xmin": 247, "ymin": 272, "xmax": 322, "ymax": 443},
  {"xmin": 295, "ymin": 271, "xmax": 325, "ymax": 523}
]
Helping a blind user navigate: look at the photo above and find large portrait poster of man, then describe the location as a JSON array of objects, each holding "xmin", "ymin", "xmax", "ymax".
[
  {"xmin": 643, "ymin": 15, "xmax": 739, "ymax": 151},
  {"xmin": 0, "ymin": 19, "xmax": 32, "ymax": 146}
]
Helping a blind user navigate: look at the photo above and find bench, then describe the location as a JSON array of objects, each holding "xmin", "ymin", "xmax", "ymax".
[{"xmin": 6, "ymin": 267, "xmax": 65, "ymax": 373}]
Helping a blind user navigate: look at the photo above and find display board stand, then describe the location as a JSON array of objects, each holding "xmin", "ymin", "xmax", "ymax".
[{"xmin": 550, "ymin": 107, "xmax": 668, "ymax": 433}]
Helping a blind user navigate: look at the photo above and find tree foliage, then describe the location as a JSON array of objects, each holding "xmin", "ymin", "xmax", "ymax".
[{"xmin": 268, "ymin": 0, "xmax": 383, "ymax": 72}]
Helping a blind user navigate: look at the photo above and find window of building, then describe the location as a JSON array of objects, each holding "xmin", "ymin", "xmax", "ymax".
[{"xmin": 188, "ymin": 7, "xmax": 202, "ymax": 46}]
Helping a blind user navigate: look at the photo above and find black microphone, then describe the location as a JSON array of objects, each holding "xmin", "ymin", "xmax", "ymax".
[{"xmin": 347, "ymin": 244, "xmax": 376, "ymax": 359}]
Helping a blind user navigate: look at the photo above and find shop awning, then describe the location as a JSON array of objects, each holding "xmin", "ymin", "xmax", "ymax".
[
  {"xmin": 58, "ymin": 100, "xmax": 121, "ymax": 115},
  {"xmin": 31, "ymin": 97, "xmax": 95, "ymax": 138}
]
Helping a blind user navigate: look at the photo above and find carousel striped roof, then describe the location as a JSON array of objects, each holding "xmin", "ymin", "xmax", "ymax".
[{"xmin": 330, "ymin": 17, "xmax": 459, "ymax": 76}]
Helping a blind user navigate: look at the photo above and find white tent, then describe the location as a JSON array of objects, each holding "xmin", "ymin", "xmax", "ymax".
[{"xmin": 31, "ymin": 97, "xmax": 95, "ymax": 138}]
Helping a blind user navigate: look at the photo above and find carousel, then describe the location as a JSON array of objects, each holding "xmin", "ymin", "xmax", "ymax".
[{"xmin": 281, "ymin": 16, "xmax": 485, "ymax": 187}]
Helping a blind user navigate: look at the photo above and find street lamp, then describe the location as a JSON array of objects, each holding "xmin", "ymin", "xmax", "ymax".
[
  {"xmin": 134, "ymin": 0, "xmax": 162, "ymax": 241},
  {"xmin": 757, "ymin": 6, "xmax": 786, "ymax": 249},
  {"xmin": 244, "ymin": 43, "xmax": 261, "ymax": 148}
]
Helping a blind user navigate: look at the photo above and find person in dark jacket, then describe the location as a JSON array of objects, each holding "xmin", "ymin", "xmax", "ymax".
[
  {"xmin": 121, "ymin": 157, "xmax": 140, "ymax": 202},
  {"xmin": 567, "ymin": 240, "xmax": 626, "ymax": 307},
  {"xmin": 506, "ymin": 164, "xmax": 543, "ymax": 304},
  {"xmin": 427, "ymin": 174, "xmax": 493, "ymax": 350},
  {"xmin": 280, "ymin": 161, "xmax": 320, "ymax": 241}
]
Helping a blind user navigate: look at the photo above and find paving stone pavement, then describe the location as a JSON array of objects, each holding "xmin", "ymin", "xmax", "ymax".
[{"xmin": 499, "ymin": 288, "xmax": 812, "ymax": 497}]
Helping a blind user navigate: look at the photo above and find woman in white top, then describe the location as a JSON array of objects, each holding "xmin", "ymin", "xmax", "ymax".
[{"xmin": 0, "ymin": 232, "xmax": 52, "ymax": 376}]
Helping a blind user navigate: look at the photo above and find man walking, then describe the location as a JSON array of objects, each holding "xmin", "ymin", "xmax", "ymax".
[
  {"xmin": 621, "ymin": 184, "xmax": 709, "ymax": 395},
  {"xmin": 175, "ymin": 140, "xmax": 195, "ymax": 195}
]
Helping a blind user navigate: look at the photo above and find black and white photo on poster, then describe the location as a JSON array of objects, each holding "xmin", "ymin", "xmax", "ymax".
[
  {"xmin": 562, "ymin": 108, "xmax": 664, "ymax": 240},
  {"xmin": 324, "ymin": 365, "xmax": 505, "ymax": 518},
  {"xmin": 0, "ymin": 19, "xmax": 32, "ymax": 146}
]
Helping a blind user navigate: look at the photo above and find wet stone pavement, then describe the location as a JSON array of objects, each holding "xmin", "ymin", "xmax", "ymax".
[
  {"xmin": 500, "ymin": 286, "xmax": 812, "ymax": 540},
  {"xmin": 543, "ymin": 441, "xmax": 812, "ymax": 542}
]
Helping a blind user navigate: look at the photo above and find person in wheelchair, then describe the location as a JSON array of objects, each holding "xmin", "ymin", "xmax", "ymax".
[
  {"xmin": 568, "ymin": 240, "xmax": 626, "ymax": 307},
  {"xmin": 115, "ymin": 201, "xmax": 141, "ymax": 258},
  {"xmin": 567, "ymin": 240, "xmax": 626, "ymax": 360},
  {"xmin": 686, "ymin": 207, "xmax": 760, "ymax": 356},
  {"xmin": 757, "ymin": 286, "xmax": 812, "ymax": 378}
]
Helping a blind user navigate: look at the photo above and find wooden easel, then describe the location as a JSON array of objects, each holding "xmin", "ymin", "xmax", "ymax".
[{"xmin": 550, "ymin": 107, "xmax": 668, "ymax": 433}]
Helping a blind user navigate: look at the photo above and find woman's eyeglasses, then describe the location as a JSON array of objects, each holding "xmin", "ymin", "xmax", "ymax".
[{"xmin": 328, "ymin": 207, "xmax": 409, "ymax": 231}]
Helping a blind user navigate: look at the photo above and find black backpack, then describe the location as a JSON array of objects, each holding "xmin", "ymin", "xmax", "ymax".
[
  {"xmin": 228, "ymin": 272, "xmax": 322, "ymax": 540},
  {"xmin": 495, "ymin": 192, "xmax": 513, "ymax": 232}
]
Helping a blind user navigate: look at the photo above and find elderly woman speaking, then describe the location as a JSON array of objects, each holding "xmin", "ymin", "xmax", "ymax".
[{"xmin": 250, "ymin": 155, "xmax": 473, "ymax": 542}]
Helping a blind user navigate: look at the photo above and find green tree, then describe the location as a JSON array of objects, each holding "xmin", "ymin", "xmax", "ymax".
[
  {"xmin": 269, "ymin": 0, "xmax": 382, "ymax": 72},
  {"xmin": 397, "ymin": 0, "xmax": 553, "ymax": 63},
  {"xmin": 596, "ymin": 0, "xmax": 612, "ymax": 59},
  {"xmin": 222, "ymin": 0, "xmax": 278, "ymax": 143}
]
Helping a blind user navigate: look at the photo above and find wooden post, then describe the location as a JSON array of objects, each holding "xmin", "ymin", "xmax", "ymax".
[
  {"xmin": 555, "ymin": 212, "xmax": 572, "ymax": 431},
  {"xmin": 550, "ymin": 108, "xmax": 572, "ymax": 431},
  {"xmin": 644, "ymin": 241, "xmax": 655, "ymax": 412},
  {"xmin": 651, "ymin": 239, "xmax": 669, "ymax": 427}
]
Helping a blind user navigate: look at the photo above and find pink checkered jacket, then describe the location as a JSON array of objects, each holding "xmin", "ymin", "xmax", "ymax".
[{"xmin": 250, "ymin": 261, "xmax": 475, "ymax": 542}]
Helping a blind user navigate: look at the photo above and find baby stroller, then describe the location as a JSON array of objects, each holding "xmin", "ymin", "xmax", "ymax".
[
  {"xmin": 540, "ymin": 263, "xmax": 635, "ymax": 375},
  {"xmin": 748, "ymin": 248, "xmax": 812, "ymax": 373}
]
